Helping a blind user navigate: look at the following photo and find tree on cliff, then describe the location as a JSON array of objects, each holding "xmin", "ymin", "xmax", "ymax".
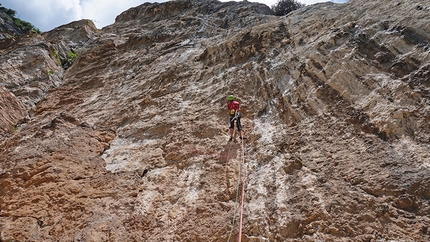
[{"xmin": 271, "ymin": 0, "xmax": 306, "ymax": 16}]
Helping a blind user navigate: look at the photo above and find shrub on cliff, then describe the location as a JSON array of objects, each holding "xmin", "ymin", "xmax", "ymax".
[
  {"xmin": 0, "ymin": 4, "xmax": 41, "ymax": 33},
  {"xmin": 271, "ymin": 0, "xmax": 305, "ymax": 16}
]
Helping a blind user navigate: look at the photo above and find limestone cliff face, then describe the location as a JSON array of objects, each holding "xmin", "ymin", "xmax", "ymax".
[
  {"xmin": 1, "ymin": 0, "xmax": 429, "ymax": 241},
  {"xmin": 0, "ymin": 8, "xmax": 26, "ymax": 39},
  {"xmin": 0, "ymin": 87, "xmax": 26, "ymax": 133}
]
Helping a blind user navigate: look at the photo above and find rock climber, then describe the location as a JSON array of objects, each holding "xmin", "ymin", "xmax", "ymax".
[{"xmin": 227, "ymin": 95, "xmax": 245, "ymax": 141}]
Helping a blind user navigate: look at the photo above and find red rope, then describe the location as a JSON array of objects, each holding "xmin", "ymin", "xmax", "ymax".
[
  {"xmin": 238, "ymin": 136, "xmax": 246, "ymax": 242},
  {"xmin": 225, "ymin": 126, "xmax": 247, "ymax": 242}
]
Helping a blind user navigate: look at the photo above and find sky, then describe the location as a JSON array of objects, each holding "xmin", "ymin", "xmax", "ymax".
[{"xmin": 0, "ymin": 0, "xmax": 349, "ymax": 32}]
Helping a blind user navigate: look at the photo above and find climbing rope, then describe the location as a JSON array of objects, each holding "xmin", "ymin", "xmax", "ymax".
[
  {"xmin": 225, "ymin": 131, "xmax": 247, "ymax": 242},
  {"xmin": 226, "ymin": 139, "xmax": 243, "ymax": 242},
  {"xmin": 238, "ymin": 135, "xmax": 246, "ymax": 242}
]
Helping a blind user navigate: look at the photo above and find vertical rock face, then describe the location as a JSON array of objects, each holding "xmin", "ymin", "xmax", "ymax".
[
  {"xmin": 0, "ymin": 87, "xmax": 27, "ymax": 133},
  {"xmin": 0, "ymin": 0, "xmax": 429, "ymax": 241}
]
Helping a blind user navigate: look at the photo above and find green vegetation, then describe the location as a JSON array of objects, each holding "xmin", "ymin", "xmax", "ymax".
[
  {"xmin": 67, "ymin": 50, "xmax": 78, "ymax": 66},
  {"xmin": 9, "ymin": 125, "xmax": 18, "ymax": 133},
  {"xmin": 271, "ymin": 0, "xmax": 306, "ymax": 16},
  {"xmin": 0, "ymin": 5, "xmax": 41, "ymax": 33},
  {"xmin": 4, "ymin": 8, "xmax": 16, "ymax": 16},
  {"xmin": 13, "ymin": 18, "xmax": 41, "ymax": 33},
  {"xmin": 51, "ymin": 50, "xmax": 62, "ymax": 66}
]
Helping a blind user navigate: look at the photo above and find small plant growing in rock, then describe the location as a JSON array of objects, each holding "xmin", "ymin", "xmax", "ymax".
[
  {"xmin": 66, "ymin": 49, "xmax": 78, "ymax": 66},
  {"xmin": 51, "ymin": 50, "xmax": 61, "ymax": 66},
  {"xmin": 9, "ymin": 125, "xmax": 18, "ymax": 133},
  {"xmin": 271, "ymin": 0, "xmax": 305, "ymax": 16}
]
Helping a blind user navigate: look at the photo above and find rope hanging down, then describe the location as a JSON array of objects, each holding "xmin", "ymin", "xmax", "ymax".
[
  {"xmin": 226, "ymin": 141, "xmax": 241, "ymax": 242},
  {"xmin": 238, "ymin": 136, "xmax": 246, "ymax": 242},
  {"xmin": 226, "ymin": 134, "xmax": 247, "ymax": 242}
]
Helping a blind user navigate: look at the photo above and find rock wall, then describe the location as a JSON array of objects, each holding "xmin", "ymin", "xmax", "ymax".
[
  {"xmin": 0, "ymin": 0, "xmax": 429, "ymax": 241},
  {"xmin": 0, "ymin": 87, "xmax": 26, "ymax": 134},
  {"xmin": 0, "ymin": 7, "xmax": 26, "ymax": 39}
]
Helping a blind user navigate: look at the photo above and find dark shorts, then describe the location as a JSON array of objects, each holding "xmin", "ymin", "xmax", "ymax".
[{"xmin": 229, "ymin": 117, "xmax": 242, "ymax": 131}]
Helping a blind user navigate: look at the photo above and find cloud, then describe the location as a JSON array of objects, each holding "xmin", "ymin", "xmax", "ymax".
[
  {"xmin": 1, "ymin": 0, "xmax": 349, "ymax": 32},
  {"xmin": 1, "ymin": 0, "xmax": 83, "ymax": 31},
  {"xmin": 80, "ymin": 0, "xmax": 155, "ymax": 29},
  {"xmin": 1, "ymin": 0, "xmax": 166, "ymax": 31}
]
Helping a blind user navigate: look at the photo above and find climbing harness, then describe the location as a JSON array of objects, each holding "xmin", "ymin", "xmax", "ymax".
[{"xmin": 230, "ymin": 111, "xmax": 241, "ymax": 122}]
